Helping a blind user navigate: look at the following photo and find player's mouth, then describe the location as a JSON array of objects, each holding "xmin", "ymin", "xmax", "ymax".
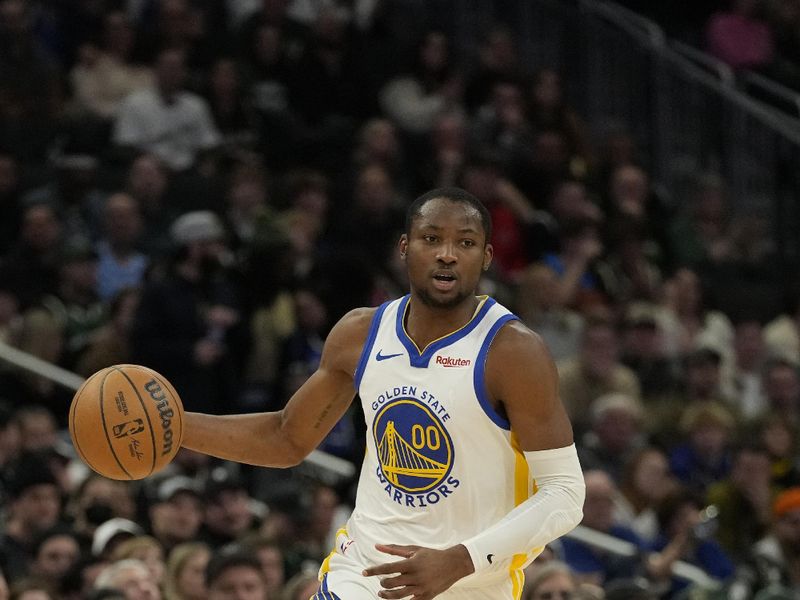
[{"xmin": 432, "ymin": 271, "xmax": 457, "ymax": 291}]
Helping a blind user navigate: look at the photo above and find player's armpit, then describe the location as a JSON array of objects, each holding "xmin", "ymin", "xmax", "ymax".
[
  {"xmin": 484, "ymin": 320, "xmax": 574, "ymax": 451},
  {"xmin": 182, "ymin": 307, "xmax": 375, "ymax": 467}
]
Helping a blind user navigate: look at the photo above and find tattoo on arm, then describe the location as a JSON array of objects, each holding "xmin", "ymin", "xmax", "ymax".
[{"xmin": 313, "ymin": 401, "xmax": 334, "ymax": 429}]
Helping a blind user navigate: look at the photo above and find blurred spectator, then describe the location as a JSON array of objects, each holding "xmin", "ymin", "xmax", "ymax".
[
  {"xmin": 91, "ymin": 520, "xmax": 144, "ymax": 561},
  {"xmin": 0, "ymin": 401, "xmax": 21, "ymax": 475},
  {"xmin": 619, "ymin": 304, "xmax": 683, "ymax": 403},
  {"xmin": 347, "ymin": 118, "xmax": 409, "ymax": 195},
  {"xmin": 0, "ymin": 0, "xmax": 64, "ymax": 163},
  {"xmin": 33, "ymin": 237, "xmax": 107, "ymax": 371},
  {"xmin": 13, "ymin": 406, "xmax": 57, "ymax": 453},
  {"xmin": 756, "ymin": 415, "xmax": 800, "ymax": 489},
  {"xmin": 238, "ymin": 537, "xmax": 284, "ymax": 599},
  {"xmin": 280, "ymin": 569, "xmax": 319, "ymax": 600},
  {"xmin": 459, "ymin": 155, "xmax": 537, "ymax": 281},
  {"xmin": 515, "ymin": 262, "xmax": 584, "ymax": 361},
  {"xmin": 379, "ymin": 30, "xmax": 463, "ymax": 137},
  {"xmin": 95, "ymin": 193, "xmax": 148, "ymax": 303},
  {"xmin": 765, "ymin": 292, "xmax": 800, "ymax": 363},
  {"xmin": 124, "ymin": 155, "xmax": 179, "ymax": 259},
  {"xmin": 730, "ymin": 487, "xmax": 800, "ymax": 596},
  {"xmin": 68, "ymin": 11, "xmax": 153, "ymax": 122},
  {"xmin": 557, "ymin": 317, "xmax": 641, "ymax": 435},
  {"xmin": 0, "ymin": 153, "xmax": 22, "ymax": 255},
  {"xmin": 65, "ymin": 475, "xmax": 137, "ymax": 547},
  {"xmin": 577, "ymin": 392, "xmax": 648, "ymax": 483},
  {"xmin": 0, "ymin": 453, "xmax": 61, "ymax": 581},
  {"xmin": 200, "ymin": 470, "xmax": 260, "ymax": 549},
  {"xmin": 471, "ymin": 79, "xmax": 535, "ymax": 175},
  {"xmin": 110, "ymin": 538, "xmax": 165, "ymax": 588},
  {"xmin": 93, "ymin": 559, "xmax": 160, "ymax": 600},
  {"xmin": 614, "ymin": 447, "xmax": 678, "ymax": 544},
  {"xmin": 203, "ymin": 57, "xmax": 258, "ymax": 153},
  {"xmin": 659, "ymin": 267, "xmax": 734, "ymax": 361},
  {"xmin": 417, "ymin": 110, "xmax": 468, "ymax": 190},
  {"xmin": 147, "ymin": 476, "xmax": 204, "ymax": 555},
  {"xmin": 131, "ymin": 210, "xmax": 242, "ymax": 414},
  {"xmin": 706, "ymin": 0, "xmax": 774, "ymax": 70},
  {"xmin": 668, "ymin": 402, "xmax": 736, "ymax": 494},
  {"xmin": 1, "ymin": 203, "xmax": 64, "ymax": 309},
  {"xmin": 205, "ymin": 546, "xmax": 267, "ymax": 600},
  {"xmin": 163, "ymin": 543, "xmax": 210, "ymax": 600},
  {"xmin": 720, "ymin": 319, "xmax": 768, "ymax": 420},
  {"xmin": 540, "ymin": 218, "xmax": 605, "ymax": 310},
  {"xmin": 526, "ymin": 67, "xmax": 592, "ymax": 174},
  {"xmin": 28, "ymin": 525, "xmax": 81, "ymax": 590},
  {"xmin": 464, "ymin": 25, "xmax": 524, "ymax": 112},
  {"xmin": 707, "ymin": 441, "xmax": 775, "ymax": 562},
  {"xmin": 328, "ymin": 163, "xmax": 405, "ymax": 267},
  {"xmin": 596, "ymin": 219, "xmax": 662, "ymax": 305},
  {"xmin": 667, "ymin": 173, "xmax": 735, "ymax": 271},
  {"xmin": 76, "ymin": 287, "xmax": 140, "ymax": 377},
  {"xmin": 113, "ymin": 48, "xmax": 221, "ymax": 171},
  {"xmin": 762, "ymin": 358, "xmax": 800, "ymax": 427},
  {"xmin": 522, "ymin": 560, "xmax": 579, "ymax": 600},
  {"xmin": 648, "ymin": 488, "xmax": 734, "ymax": 597},
  {"xmin": 556, "ymin": 469, "xmax": 646, "ymax": 586},
  {"xmin": 0, "ymin": 283, "xmax": 21, "ymax": 345}
]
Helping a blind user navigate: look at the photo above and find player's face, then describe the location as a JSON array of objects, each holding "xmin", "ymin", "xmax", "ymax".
[{"xmin": 401, "ymin": 198, "xmax": 492, "ymax": 309}]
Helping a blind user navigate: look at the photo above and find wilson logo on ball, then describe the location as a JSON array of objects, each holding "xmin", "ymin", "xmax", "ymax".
[
  {"xmin": 112, "ymin": 419, "xmax": 145, "ymax": 438},
  {"xmin": 144, "ymin": 379, "xmax": 176, "ymax": 456}
]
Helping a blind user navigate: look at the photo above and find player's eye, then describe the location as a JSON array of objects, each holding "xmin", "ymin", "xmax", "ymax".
[
  {"xmin": 462, "ymin": 239, "xmax": 476, "ymax": 247},
  {"xmin": 423, "ymin": 234, "xmax": 437, "ymax": 243}
]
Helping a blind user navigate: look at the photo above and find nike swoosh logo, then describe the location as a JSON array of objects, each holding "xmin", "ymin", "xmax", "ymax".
[
  {"xmin": 487, "ymin": 554, "xmax": 494, "ymax": 564},
  {"xmin": 375, "ymin": 350, "xmax": 403, "ymax": 361}
]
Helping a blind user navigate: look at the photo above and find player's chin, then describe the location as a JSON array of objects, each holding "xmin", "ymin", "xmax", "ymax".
[{"xmin": 420, "ymin": 287, "xmax": 466, "ymax": 309}]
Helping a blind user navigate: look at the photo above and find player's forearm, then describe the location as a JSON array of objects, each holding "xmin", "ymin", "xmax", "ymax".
[
  {"xmin": 461, "ymin": 444, "xmax": 585, "ymax": 572},
  {"xmin": 182, "ymin": 411, "xmax": 305, "ymax": 468}
]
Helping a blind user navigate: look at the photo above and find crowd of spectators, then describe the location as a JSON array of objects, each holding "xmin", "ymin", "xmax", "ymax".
[{"xmin": 0, "ymin": 0, "xmax": 799, "ymax": 598}]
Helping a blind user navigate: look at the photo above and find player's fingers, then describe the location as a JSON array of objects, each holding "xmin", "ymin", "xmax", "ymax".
[
  {"xmin": 377, "ymin": 585, "xmax": 418, "ymax": 599},
  {"xmin": 379, "ymin": 574, "xmax": 414, "ymax": 589},
  {"xmin": 362, "ymin": 559, "xmax": 409, "ymax": 577},
  {"xmin": 375, "ymin": 543, "xmax": 419, "ymax": 557}
]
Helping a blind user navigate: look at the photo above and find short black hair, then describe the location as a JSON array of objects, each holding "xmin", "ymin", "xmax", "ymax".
[
  {"xmin": 405, "ymin": 187, "xmax": 492, "ymax": 242},
  {"xmin": 205, "ymin": 545, "xmax": 263, "ymax": 587}
]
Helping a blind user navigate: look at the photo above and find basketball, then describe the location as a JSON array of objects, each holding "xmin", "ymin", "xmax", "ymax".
[{"xmin": 69, "ymin": 364, "xmax": 184, "ymax": 481}]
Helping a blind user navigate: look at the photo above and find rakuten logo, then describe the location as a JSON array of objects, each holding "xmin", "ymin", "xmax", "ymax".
[{"xmin": 435, "ymin": 356, "xmax": 471, "ymax": 367}]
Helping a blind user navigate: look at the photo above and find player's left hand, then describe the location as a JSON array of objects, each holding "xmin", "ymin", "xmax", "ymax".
[{"xmin": 362, "ymin": 543, "xmax": 475, "ymax": 600}]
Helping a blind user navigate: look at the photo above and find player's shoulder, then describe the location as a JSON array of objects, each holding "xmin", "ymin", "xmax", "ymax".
[
  {"xmin": 325, "ymin": 306, "xmax": 380, "ymax": 347},
  {"xmin": 490, "ymin": 318, "xmax": 552, "ymax": 363}
]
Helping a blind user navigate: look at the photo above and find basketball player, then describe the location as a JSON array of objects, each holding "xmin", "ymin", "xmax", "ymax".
[{"xmin": 183, "ymin": 187, "xmax": 586, "ymax": 599}]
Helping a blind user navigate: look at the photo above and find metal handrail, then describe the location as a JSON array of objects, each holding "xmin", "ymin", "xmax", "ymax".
[
  {"xmin": 740, "ymin": 69, "xmax": 800, "ymax": 119},
  {"xmin": 670, "ymin": 40, "xmax": 736, "ymax": 87},
  {"xmin": 580, "ymin": 0, "xmax": 665, "ymax": 48}
]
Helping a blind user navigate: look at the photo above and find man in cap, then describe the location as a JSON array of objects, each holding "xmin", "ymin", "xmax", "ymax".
[
  {"xmin": 199, "ymin": 470, "xmax": 260, "ymax": 549},
  {"xmin": 147, "ymin": 475, "xmax": 203, "ymax": 553},
  {"xmin": 130, "ymin": 210, "xmax": 241, "ymax": 413}
]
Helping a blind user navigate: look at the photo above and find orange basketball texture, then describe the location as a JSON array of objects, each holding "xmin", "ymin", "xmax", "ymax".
[{"xmin": 69, "ymin": 364, "xmax": 184, "ymax": 480}]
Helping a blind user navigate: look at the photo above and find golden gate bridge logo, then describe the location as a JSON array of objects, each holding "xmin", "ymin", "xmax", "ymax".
[{"xmin": 373, "ymin": 399, "xmax": 453, "ymax": 493}]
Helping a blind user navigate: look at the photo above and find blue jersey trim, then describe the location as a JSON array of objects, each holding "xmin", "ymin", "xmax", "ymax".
[
  {"xmin": 313, "ymin": 573, "xmax": 340, "ymax": 600},
  {"xmin": 395, "ymin": 295, "xmax": 497, "ymax": 368},
  {"xmin": 473, "ymin": 313, "xmax": 518, "ymax": 430},
  {"xmin": 354, "ymin": 301, "xmax": 391, "ymax": 392}
]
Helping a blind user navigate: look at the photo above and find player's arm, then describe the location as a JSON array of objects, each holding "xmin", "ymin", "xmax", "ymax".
[
  {"xmin": 459, "ymin": 320, "xmax": 585, "ymax": 571},
  {"xmin": 181, "ymin": 307, "xmax": 374, "ymax": 468}
]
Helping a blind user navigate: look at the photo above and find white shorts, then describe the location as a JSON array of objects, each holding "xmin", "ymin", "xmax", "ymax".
[{"xmin": 314, "ymin": 548, "xmax": 521, "ymax": 600}]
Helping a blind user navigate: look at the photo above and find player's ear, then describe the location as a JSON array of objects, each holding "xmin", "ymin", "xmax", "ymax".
[
  {"xmin": 399, "ymin": 235, "xmax": 408, "ymax": 259},
  {"xmin": 482, "ymin": 243, "xmax": 493, "ymax": 271}
]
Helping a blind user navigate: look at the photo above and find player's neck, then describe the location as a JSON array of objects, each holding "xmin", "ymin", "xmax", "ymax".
[{"xmin": 404, "ymin": 295, "xmax": 480, "ymax": 350}]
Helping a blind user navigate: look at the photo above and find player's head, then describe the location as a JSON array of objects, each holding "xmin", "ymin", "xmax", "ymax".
[
  {"xmin": 400, "ymin": 187, "xmax": 493, "ymax": 309},
  {"xmin": 405, "ymin": 187, "xmax": 491, "ymax": 242}
]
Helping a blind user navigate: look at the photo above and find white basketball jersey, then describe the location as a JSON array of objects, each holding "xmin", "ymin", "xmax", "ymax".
[{"xmin": 344, "ymin": 294, "xmax": 541, "ymax": 593}]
